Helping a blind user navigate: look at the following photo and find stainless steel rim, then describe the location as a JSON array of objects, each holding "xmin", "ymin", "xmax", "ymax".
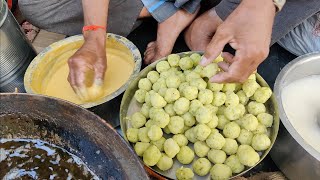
[
  {"xmin": 0, "ymin": 0, "xmax": 8, "ymax": 27},
  {"xmin": 274, "ymin": 52, "xmax": 320, "ymax": 161}
]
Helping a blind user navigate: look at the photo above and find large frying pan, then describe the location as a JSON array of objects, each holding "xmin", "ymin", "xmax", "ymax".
[{"xmin": 0, "ymin": 93, "xmax": 149, "ymax": 180}]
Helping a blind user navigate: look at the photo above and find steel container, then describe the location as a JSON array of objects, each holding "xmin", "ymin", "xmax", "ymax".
[
  {"xmin": 0, "ymin": 0, "xmax": 36, "ymax": 92},
  {"xmin": 271, "ymin": 52, "xmax": 320, "ymax": 180}
]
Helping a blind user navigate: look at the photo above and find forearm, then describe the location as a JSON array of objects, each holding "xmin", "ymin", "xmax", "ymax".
[{"xmin": 82, "ymin": 0, "xmax": 109, "ymax": 47}]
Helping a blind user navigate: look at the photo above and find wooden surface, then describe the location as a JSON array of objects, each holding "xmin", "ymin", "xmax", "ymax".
[{"xmin": 32, "ymin": 30, "xmax": 66, "ymax": 53}]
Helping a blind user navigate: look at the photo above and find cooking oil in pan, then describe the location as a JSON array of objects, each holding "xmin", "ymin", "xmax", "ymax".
[{"xmin": 0, "ymin": 139, "xmax": 100, "ymax": 179}]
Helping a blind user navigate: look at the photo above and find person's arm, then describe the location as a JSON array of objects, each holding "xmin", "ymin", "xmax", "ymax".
[
  {"xmin": 67, "ymin": 0, "xmax": 109, "ymax": 100},
  {"xmin": 200, "ymin": 0, "xmax": 277, "ymax": 83}
]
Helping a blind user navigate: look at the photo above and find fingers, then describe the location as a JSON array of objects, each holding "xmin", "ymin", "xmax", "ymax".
[
  {"xmin": 221, "ymin": 52, "xmax": 236, "ymax": 64},
  {"xmin": 200, "ymin": 28, "xmax": 231, "ymax": 66},
  {"xmin": 217, "ymin": 61, "xmax": 230, "ymax": 72}
]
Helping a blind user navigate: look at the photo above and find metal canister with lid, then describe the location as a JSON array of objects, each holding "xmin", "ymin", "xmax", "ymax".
[{"xmin": 0, "ymin": 0, "xmax": 36, "ymax": 92}]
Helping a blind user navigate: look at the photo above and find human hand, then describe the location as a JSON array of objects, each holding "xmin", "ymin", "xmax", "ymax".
[
  {"xmin": 201, "ymin": 0, "xmax": 276, "ymax": 83},
  {"xmin": 67, "ymin": 30, "xmax": 106, "ymax": 101}
]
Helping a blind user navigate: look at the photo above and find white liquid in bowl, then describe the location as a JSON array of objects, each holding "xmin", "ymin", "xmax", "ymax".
[{"xmin": 282, "ymin": 75, "xmax": 320, "ymax": 153}]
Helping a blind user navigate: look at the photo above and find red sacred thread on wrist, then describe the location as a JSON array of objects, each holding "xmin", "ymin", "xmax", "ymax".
[{"xmin": 82, "ymin": 25, "xmax": 106, "ymax": 34}]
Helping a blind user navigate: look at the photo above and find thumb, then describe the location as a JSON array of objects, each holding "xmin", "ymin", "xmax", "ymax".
[{"xmin": 200, "ymin": 30, "xmax": 231, "ymax": 66}]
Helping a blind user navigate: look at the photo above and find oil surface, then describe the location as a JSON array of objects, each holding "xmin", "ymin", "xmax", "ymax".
[{"xmin": 0, "ymin": 139, "xmax": 100, "ymax": 179}]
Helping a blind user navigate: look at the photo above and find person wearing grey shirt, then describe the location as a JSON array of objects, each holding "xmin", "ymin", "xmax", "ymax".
[{"xmin": 18, "ymin": 0, "xmax": 320, "ymax": 91}]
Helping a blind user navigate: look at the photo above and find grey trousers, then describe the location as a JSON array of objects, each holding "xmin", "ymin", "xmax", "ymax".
[{"xmin": 19, "ymin": 0, "xmax": 320, "ymax": 43}]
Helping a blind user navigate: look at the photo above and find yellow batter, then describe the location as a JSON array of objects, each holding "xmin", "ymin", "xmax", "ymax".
[{"xmin": 34, "ymin": 38, "xmax": 135, "ymax": 105}]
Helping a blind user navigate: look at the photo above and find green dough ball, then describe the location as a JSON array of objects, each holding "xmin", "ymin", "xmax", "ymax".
[
  {"xmin": 182, "ymin": 86, "xmax": 199, "ymax": 100},
  {"xmin": 134, "ymin": 142, "xmax": 150, "ymax": 156},
  {"xmin": 242, "ymin": 79, "xmax": 260, "ymax": 97},
  {"xmin": 168, "ymin": 54, "xmax": 180, "ymax": 67},
  {"xmin": 141, "ymin": 103, "xmax": 151, "ymax": 118},
  {"xmin": 208, "ymin": 149, "xmax": 227, "ymax": 164},
  {"xmin": 257, "ymin": 113, "xmax": 273, "ymax": 127},
  {"xmin": 237, "ymin": 145, "xmax": 260, "ymax": 167},
  {"xmin": 152, "ymin": 82, "xmax": 163, "ymax": 92},
  {"xmin": 212, "ymin": 91, "xmax": 227, "ymax": 107},
  {"xmin": 194, "ymin": 124, "xmax": 211, "ymax": 141},
  {"xmin": 150, "ymin": 92, "xmax": 167, "ymax": 108},
  {"xmin": 194, "ymin": 141, "xmax": 210, "ymax": 157},
  {"xmin": 193, "ymin": 65, "xmax": 204, "ymax": 74},
  {"xmin": 173, "ymin": 134, "xmax": 188, "ymax": 147},
  {"xmin": 210, "ymin": 164, "xmax": 232, "ymax": 180},
  {"xmin": 201, "ymin": 63, "xmax": 219, "ymax": 78},
  {"xmin": 192, "ymin": 158, "xmax": 211, "ymax": 176},
  {"xmin": 143, "ymin": 145, "xmax": 161, "ymax": 166},
  {"xmin": 152, "ymin": 137, "xmax": 166, "ymax": 152},
  {"xmin": 126, "ymin": 128, "xmax": 139, "ymax": 143},
  {"xmin": 217, "ymin": 106, "xmax": 226, "ymax": 115},
  {"xmin": 222, "ymin": 83, "xmax": 236, "ymax": 92},
  {"xmin": 222, "ymin": 138, "xmax": 239, "ymax": 155},
  {"xmin": 223, "ymin": 122, "xmax": 241, "ymax": 139},
  {"xmin": 173, "ymin": 97, "xmax": 190, "ymax": 115},
  {"xmin": 158, "ymin": 87, "xmax": 167, "ymax": 97},
  {"xmin": 224, "ymin": 104, "xmax": 244, "ymax": 121},
  {"xmin": 149, "ymin": 107, "xmax": 163, "ymax": 119},
  {"xmin": 240, "ymin": 114, "xmax": 259, "ymax": 131},
  {"xmin": 198, "ymin": 89, "xmax": 214, "ymax": 105},
  {"xmin": 181, "ymin": 125, "xmax": 192, "ymax": 134},
  {"xmin": 251, "ymin": 134, "xmax": 271, "ymax": 151},
  {"xmin": 164, "ymin": 138, "xmax": 180, "ymax": 158},
  {"xmin": 190, "ymin": 53, "xmax": 202, "ymax": 65},
  {"xmin": 138, "ymin": 78, "xmax": 152, "ymax": 91},
  {"xmin": 184, "ymin": 128, "xmax": 197, "ymax": 143},
  {"xmin": 225, "ymin": 91, "xmax": 240, "ymax": 106},
  {"xmin": 189, "ymin": 99, "xmax": 203, "ymax": 116},
  {"xmin": 164, "ymin": 88, "xmax": 180, "ymax": 103},
  {"xmin": 168, "ymin": 116, "xmax": 185, "ymax": 134},
  {"xmin": 131, "ymin": 112, "xmax": 146, "ymax": 128},
  {"xmin": 247, "ymin": 101, "xmax": 266, "ymax": 115},
  {"xmin": 190, "ymin": 78, "xmax": 207, "ymax": 90},
  {"xmin": 156, "ymin": 153, "xmax": 173, "ymax": 171},
  {"xmin": 186, "ymin": 71, "xmax": 201, "ymax": 82},
  {"xmin": 248, "ymin": 74, "xmax": 256, "ymax": 81},
  {"xmin": 224, "ymin": 155, "xmax": 245, "ymax": 174},
  {"xmin": 147, "ymin": 125, "xmax": 163, "ymax": 141},
  {"xmin": 237, "ymin": 90, "xmax": 249, "ymax": 105},
  {"xmin": 208, "ymin": 82, "xmax": 224, "ymax": 92},
  {"xmin": 182, "ymin": 112, "xmax": 196, "ymax": 127},
  {"xmin": 253, "ymin": 124, "xmax": 267, "ymax": 134},
  {"xmin": 156, "ymin": 61, "xmax": 170, "ymax": 73},
  {"xmin": 177, "ymin": 72, "xmax": 186, "ymax": 83},
  {"xmin": 144, "ymin": 91, "xmax": 152, "ymax": 106},
  {"xmin": 205, "ymin": 104, "xmax": 219, "ymax": 114},
  {"xmin": 176, "ymin": 167, "xmax": 194, "ymax": 180},
  {"xmin": 196, "ymin": 106, "xmax": 213, "ymax": 124},
  {"xmin": 147, "ymin": 70, "xmax": 160, "ymax": 83},
  {"xmin": 253, "ymin": 87, "xmax": 272, "ymax": 103},
  {"xmin": 164, "ymin": 103, "xmax": 176, "ymax": 116},
  {"xmin": 153, "ymin": 110, "xmax": 170, "ymax": 128},
  {"xmin": 235, "ymin": 83, "xmax": 242, "ymax": 92},
  {"xmin": 160, "ymin": 70, "xmax": 174, "ymax": 79},
  {"xmin": 179, "ymin": 82, "xmax": 190, "ymax": 93},
  {"xmin": 206, "ymin": 115, "xmax": 219, "ymax": 129},
  {"xmin": 134, "ymin": 89, "xmax": 147, "ymax": 103},
  {"xmin": 138, "ymin": 127, "xmax": 150, "ymax": 142},
  {"xmin": 166, "ymin": 75, "xmax": 181, "ymax": 88},
  {"xmin": 211, "ymin": 128, "xmax": 220, "ymax": 134},
  {"xmin": 237, "ymin": 129, "xmax": 254, "ymax": 145},
  {"xmin": 163, "ymin": 126, "xmax": 171, "ymax": 134},
  {"xmin": 206, "ymin": 131, "xmax": 226, "ymax": 149},
  {"xmin": 145, "ymin": 121, "xmax": 154, "ymax": 129},
  {"xmin": 217, "ymin": 115, "xmax": 230, "ymax": 130},
  {"xmin": 177, "ymin": 146, "xmax": 195, "ymax": 164},
  {"xmin": 179, "ymin": 56, "xmax": 194, "ymax": 70}
]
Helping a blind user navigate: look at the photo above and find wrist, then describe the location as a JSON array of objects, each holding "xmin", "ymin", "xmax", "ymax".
[{"xmin": 83, "ymin": 28, "xmax": 106, "ymax": 50}]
